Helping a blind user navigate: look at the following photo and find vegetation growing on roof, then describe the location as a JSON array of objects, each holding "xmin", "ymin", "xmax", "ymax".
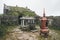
[{"xmin": 4, "ymin": 5, "xmax": 36, "ymax": 16}]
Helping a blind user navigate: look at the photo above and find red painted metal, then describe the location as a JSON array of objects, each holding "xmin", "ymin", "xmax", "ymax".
[
  {"xmin": 40, "ymin": 8, "xmax": 49, "ymax": 36},
  {"xmin": 41, "ymin": 8, "xmax": 48, "ymax": 29}
]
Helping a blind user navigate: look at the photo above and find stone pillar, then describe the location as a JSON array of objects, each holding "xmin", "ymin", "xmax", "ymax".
[
  {"xmin": 0, "ymin": 20, "xmax": 1, "ymax": 24},
  {"xmin": 33, "ymin": 20, "xmax": 34, "ymax": 23},
  {"xmin": 22, "ymin": 19, "xmax": 24, "ymax": 26},
  {"xmin": 21, "ymin": 20, "xmax": 22, "ymax": 25}
]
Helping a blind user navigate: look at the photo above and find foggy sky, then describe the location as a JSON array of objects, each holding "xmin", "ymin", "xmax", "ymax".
[{"xmin": 0, "ymin": 0, "xmax": 60, "ymax": 16}]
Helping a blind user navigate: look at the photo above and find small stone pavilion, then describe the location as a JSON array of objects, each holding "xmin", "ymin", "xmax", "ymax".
[{"xmin": 20, "ymin": 16, "xmax": 35, "ymax": 28}]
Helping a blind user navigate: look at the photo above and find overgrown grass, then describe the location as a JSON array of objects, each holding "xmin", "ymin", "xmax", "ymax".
[
  {"xmin": 38, "ymin": 35, "xmax": 52, "ymax": 40},
  {"xmin": 0, "ymin": 24, "xmax": 18, "ymax": 40}
]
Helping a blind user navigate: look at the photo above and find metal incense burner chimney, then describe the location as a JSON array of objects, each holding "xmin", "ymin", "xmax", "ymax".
[{"xmin": 40, "ymin": 8, "xmax": 49, "ymax": 37}]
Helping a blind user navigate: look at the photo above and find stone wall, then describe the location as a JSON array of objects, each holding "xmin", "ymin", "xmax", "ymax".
[
  {"xmin": 0, "ymin": 15, "xmax": 18, "ymax": 25},
  {"xmin": 0, "ymin": 17, "xmax": 1, "ymax": 24}
]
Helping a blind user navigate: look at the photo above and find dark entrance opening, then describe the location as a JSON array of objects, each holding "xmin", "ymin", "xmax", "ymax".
[{"xmin": 18, "ymin": 14, "xmax": 23, "ymax": 25}]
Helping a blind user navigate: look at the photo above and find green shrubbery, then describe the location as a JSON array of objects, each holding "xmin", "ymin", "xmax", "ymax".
[
  {"xmin": 49, "ymin": 16, "xmax": 60, "ymax": 30},
  {"xmin": 0, "ymin": 6, "xmax": 36, "ymax": 39},
  {"xmin": 0, "ymin": 25, "xmax": 16, "ymax": 37}
]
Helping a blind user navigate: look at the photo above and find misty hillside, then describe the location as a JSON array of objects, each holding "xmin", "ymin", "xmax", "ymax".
[{"xmin": 0, "ymin": 5, "xmax": 60, "ymax": 40}]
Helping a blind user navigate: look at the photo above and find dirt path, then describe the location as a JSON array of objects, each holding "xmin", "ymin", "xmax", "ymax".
[
  {"xmin": 14, "ymin": 31, "xmax": 39, "ymax": 40},
  {"xmin": 5, "ymin": 27, "xmax": 60, "ymax": 40},
  {"xmin": 6, "ymin": 27, "xmax": 39, "ymax": 40}
]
